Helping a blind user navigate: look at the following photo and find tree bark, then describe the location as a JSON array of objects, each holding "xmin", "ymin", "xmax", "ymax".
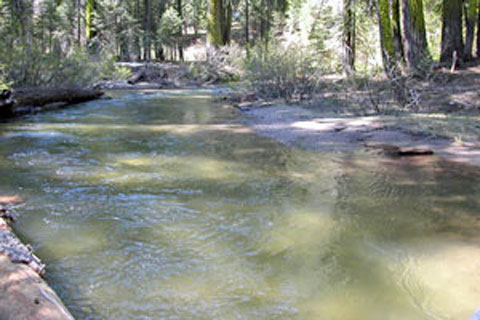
[
  {"xmin": 176, "ymin": 0, "xmax": 184, "ymax": 61},
  {"xmin": 378, "ymin": 0, "xmax": 396, "ymax": 74},
  {"xmin": 143, "ymin": 0, "xmax": 152, "ymax": 61},
  {"xmin": 401, "ymin": 0, "xmax": 429, "ymax": 71},
  {"xmin": 86, "ymin": 0, "xmax": 96, "ymax": 40},
  {"xmin": 463, "ymin": 0, "xmax": 477, "ymax": 60},
  {"xmin": 441, "ymin": 0, "xmax": 464, "ymax": 64},
  {"xmin": 133, "ymin": 0, "xmax": 142, "ymax": 60},
  {"xmin": 245, "ymin": 0, "xmax": 250, "ymax": 47},
  {"xmin": 343, "ymin": 0, "xmax": 356, "ymax": 75},
  {"xmin": 392, "ymin": 0, "xmax": 404, "ymax": 62},
  {"xmin": 477, "ymin": 0, "xmax": 480, "ymax": 56},
  {"xmin": 222, "ymin": 0, "xmax": 232, "ymax": 45},
  {"xmin": 207, "ymin": 0, "xmax": 224, "ymax": 49}
]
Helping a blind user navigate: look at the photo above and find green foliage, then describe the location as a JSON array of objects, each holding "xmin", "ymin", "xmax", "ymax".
[
  {"xmin": 0, "ymin": 65, "xmax": 11, "ymax": 90},
  {"xmin": 99, "ymin": 53, "xmax": 132, "ymax": 80},
  {"xmin": 158, "ymin": 7, "xmax": 183, "ymax": 48},
  {"xmin": 424, "ymin": 0, "xmax": 443, "ymax": 60},
  {"xmin": 245, "ymin": 42, "xmax": 325, "ymax": 101},
  {"xmin": 183, "ymin": 0, "xmax": 206, "ymax": 33}
]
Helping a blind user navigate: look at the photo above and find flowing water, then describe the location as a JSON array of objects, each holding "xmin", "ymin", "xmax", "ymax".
[{"xmin": 1, "ymin": 90, "xmax": 480, "ymax": 319}]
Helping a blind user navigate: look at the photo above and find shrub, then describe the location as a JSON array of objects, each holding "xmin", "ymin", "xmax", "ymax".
[
  {"xmin": 1, "ymin": 45, "xmax": 130, "ymax": 88},
  {"xmin": 245, "ymin": 42, "xmax": 325, "ymax": 101},
  {"xmin": 0, "ymin": 65, "xmax": 10, "ymax": 90},
  {"xmin": 189, "ymin": 44, "xmax": 245, "ymax": 83}
]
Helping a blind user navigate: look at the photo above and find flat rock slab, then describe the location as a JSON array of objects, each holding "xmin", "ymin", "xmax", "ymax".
[
  {"xmin": 0, "ymin": 208, "xmax": 74, "ymax": 320},
  {"xmin": 0, "ymin": 255, "xmax": 74, "ymax": 320},
  {"xmin": 364, "ymin": 142, "xmax": 435, "ymax": 156}
]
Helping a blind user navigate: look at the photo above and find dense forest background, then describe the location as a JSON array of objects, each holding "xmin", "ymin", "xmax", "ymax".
[{"xmin": 0, "ymin": 0, "xmax": 477, "ymax": 99}]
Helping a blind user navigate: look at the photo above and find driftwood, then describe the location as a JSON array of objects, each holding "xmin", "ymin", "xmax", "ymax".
[{"xmin": 127, "ymin": 65, "xmax": 167, "ymax": 84}]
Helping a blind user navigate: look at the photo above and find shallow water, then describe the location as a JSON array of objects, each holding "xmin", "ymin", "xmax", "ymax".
[{"xmin": 1, "ymin": 90, "xmax": 480, "ymax": 319}]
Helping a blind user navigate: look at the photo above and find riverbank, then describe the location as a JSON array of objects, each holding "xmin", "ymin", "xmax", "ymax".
[
  {"xmin": 220, "ymin": 64, "xmax": 480, "ymax": 168},
  {"xmin": 0, "ymin": 201, "xmax": 74, "ymax": 320},
  {"xmin": 231, "ymin": 103, "xmax": 480, "ymax": 167}
]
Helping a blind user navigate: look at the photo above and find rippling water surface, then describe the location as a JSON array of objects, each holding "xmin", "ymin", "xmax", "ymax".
[{"xmin": 1, "ymin": 90, "xmax": 480, "ymax": 319}]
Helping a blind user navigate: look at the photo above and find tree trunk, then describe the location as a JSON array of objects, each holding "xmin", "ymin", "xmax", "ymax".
[
  {"xmin": 477, "ymin": 0, "xmax": 480, "ymax": 56},
  {"xmin": 441, "ymin": 0, "xmax": 464, "ymax": 64},
  {"xmin": 463, "ymin": 0, "xmax": 477, "ymax": 60},
  {"xmin": 377, "ymin": 0, "xmax": 396, "ymax": 74},
  {"xmin": 207, "ymin": 0, "xmax": 223, "ymax": 47},
  {"xmin": 343, "ymin": 0, "xmax": 356, "ymax": 75},
  {"xmin": 86, "ymin": 0, "xmax": 96, "ymax": 40},
  {"xmin": 245, "ymin": 0, "xmax": 250, "ymax": 47},
  {"xmin": 392, "ymin": 0, "xmax": 404, "ymax": 62},
  {"xmin": 259, "ymin": 0, "xmax": 271, "ymax": 44},
  {"xmin": 133, "ymin": 0, "xmax": 142, "ymax": 60},
  {"xmin": 76, "ymin": 0, "xmax": 82, "ymax": 45},
  {"xmin": 143, "ymin": 0, "xmax": 152, "ymax": 61},
  {"xmin": 222, "ymin": 1, "xmax": 232, "ymax": 45},
  {"xmin": 207, "ymin": 0, "xmax": 225, "ymax": 54},
  {"xmin": 176, "ymin": 0, "xmax": 184, "ymax": 61},
  {"xmin": 401, "ymin": 0, "xmax": 429, "ymax": 71}
]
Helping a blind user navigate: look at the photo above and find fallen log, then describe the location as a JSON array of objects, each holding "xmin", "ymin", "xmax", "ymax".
[
  {"xmin": 0, "ymin": 87, "xmax": 104, "ymax": 118},
  {"xmin": 0, "ymin": 90, "xmax": 15, "ymax": 117},
  {"xmin": 12, "ymin": 87, "xmax": 103, "ymax": 112},
  {"xmin": 0, "ymin": 205, "xmax": 74, "ymax": 320}
]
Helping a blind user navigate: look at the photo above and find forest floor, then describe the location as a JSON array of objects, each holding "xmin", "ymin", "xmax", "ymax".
[{"xmin": 226, "ymin": 65, "xmax": 480, "ymax": 168}]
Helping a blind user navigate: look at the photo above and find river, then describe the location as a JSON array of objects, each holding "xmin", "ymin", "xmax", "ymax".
[{"xmin": 0, "ymin": 90, "xmax": 479, "ymax": 319}]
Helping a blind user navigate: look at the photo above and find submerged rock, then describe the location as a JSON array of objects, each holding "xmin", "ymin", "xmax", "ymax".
[{"xmin": 364, "ymin": 142, "xmax": 434, "ymax": 157}]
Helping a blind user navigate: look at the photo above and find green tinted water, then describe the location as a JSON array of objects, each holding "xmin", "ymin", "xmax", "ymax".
[{"xmin": 1, "ymin": 90, "xmax": 479, "ymax": 319}]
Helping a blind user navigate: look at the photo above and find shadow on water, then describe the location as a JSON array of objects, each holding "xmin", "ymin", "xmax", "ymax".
[{"xmin": 1, "ymin": 90, "xmax": 480, "ymax": 319}]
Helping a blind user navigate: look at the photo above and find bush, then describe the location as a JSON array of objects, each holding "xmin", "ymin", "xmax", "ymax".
[
  {"xmin": 0, "ymin": 65, "xmax": 10, "ymax": 90},
  {"xmin": 1, "ymin": 46, "xmax": 131, "ymax": 88},
  {"xmin": 189, "ymin": 44, "xmax": 245, "ymax": 83},
  {"xmin": 245, "ymin": 42, "xmax": 325, "ymax": 101}
]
